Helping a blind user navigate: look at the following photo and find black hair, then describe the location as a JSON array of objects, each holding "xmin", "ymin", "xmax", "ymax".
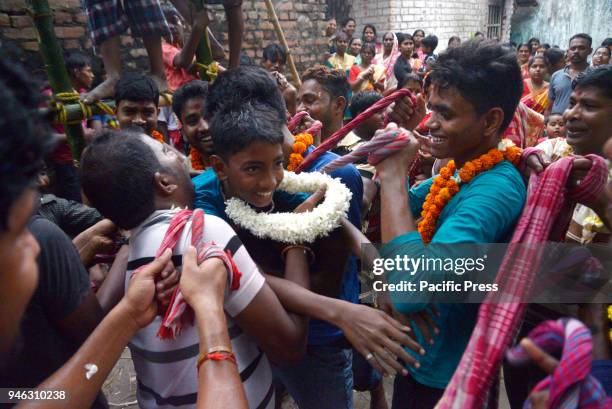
[
  {"xmin": 540, "ymin": 43, "xmax": 551, "ymax": 50},
  {"xmin": 474, "ymin": 31, "xmax": 485, "ymax": 38},
  {"xmin": 240, "ymin": 53, "xmax": 255, "ymax": 66},
  {"xmin": 360, "ymin": 42, "xmax": 377, "ymax": 55},
  {"xmin": 602, "ymin": 38, "xmax": 612, "ymax": 47},
  {"xmin": 336, "ymin": 32, "xmax": 349, "ymax": 42},
  {"xmin": 572, "ymin": 65, "xmax": 612, "ymax": 99},
  {"xmin": 262, "ymin": 43, "xmax": 287, "ymax": 65},
  {"xmin": 80, "ymin": 130, "xmax": 170, "ymax": 229},
  {"xmin": 413, "ymin": 29, "xmax": 425, "ymax": 37},
  {"xmin": 348, "ymin": 37, "xmax": 362, "ymax": 48},
  {"xmin": 172, "ymin": 80, "xmax": 209, "ymax": 119},
  {"xmin": 527, "ymin": 37, "xmax": 540, "ymax": 53},
  {"xmin": 399, "ymin": 72, "xmax": 422, "ymax": 90},
  {"xmin": 422, "ymin": 35, "xmax": 438, "ymax": 51},
  {"xmin": 527, "ymin": 54, "xmax": 550, "ymax": 68},
  {"xmin": 362, "ymin": 24, "xmax": 377, "ymax": 40},
  {"xmin": 398, "ymin": 33, "xmax": 413, "ymax": 44},
  {"xmin": 210, "ymin": 101, "xmax": 284, "ymax": 161},
  {"xmin": 382, "ymin": 31, "xmax": 395, "ymax": 41},
  {"xmin": 350, "ymin": 91, "xmax": 382, "ymax": 118},
  {"xmin": 160, "ymin": 3, "xmax": 181, "ymax": 21},
  {"xmin": 517, "ymin": 42, "xmax": 530, "ymax": 51},
  {"xmin": 448, "ymin": 36, "xmax": 461, "ymax": 46},
  {"xmin": 569, "ymin": 33, "xmax": 592, "ymax": 47},
  {"xmin": 204, "ymin": 65, "xmax": 287, "ymax": 122},
  {"xmin": 115, "ymin": 73, "xmax": 159, "ymax": 107},
  {"xmin": 544, "ymin": 47, "xmax": 565, "ymax": 67},
  {"xmin": 429, "ymin": 40, "xmax": 523, "ymax": 133},
  {"xmin": 301, "ymin": 65, "xmax": 350, "ymax": 103},
  {"xmin": 341, "ymin": 17, "xmax": 355, "ymax": 28},
  {"xmin": 0, "ymin": 56, "xmax": 53, "ymax": 230},
  {"xmin": 544, "ymin": 112, "xmax": 564, "ymax": 124},
  {"xmin": 594, "ymin": 45, "xmax": 611, "ymax": 57},
  {"xmin": 393, "ymin": 56, "xmax": 413, "ymax": 86},
  {"xmin": 64, "ymin": 52, "xmax": 91, "ymax": 72}
]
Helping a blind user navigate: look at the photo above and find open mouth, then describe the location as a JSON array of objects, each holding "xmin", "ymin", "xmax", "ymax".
[{"xmin": 430, "ymin": 135, "xmax": 447, "ymax": 146}]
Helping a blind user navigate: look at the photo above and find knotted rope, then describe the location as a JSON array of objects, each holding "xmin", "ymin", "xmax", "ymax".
[
  {"xmin": 435, "ymin": 155, "xmax": 609, "ymax": 409},
  {"xmin": 195, "ymin": 61, "xmax": 219, "ymax": 82},
  {"xmin": 51, "ymin": 91, "xmax": 117, "ymax": 126},
  {"xmin": 287, "ymin": 110, "xmax": 323, "ymax": 137},
  {"xmin": 294, "ymin": 88, "xmax": 416, "ymax": 173},
  {"xmin": 132, "ymin": 208, "xmax": 242, "ymax": 340},
  {"xmin": 506, "ymin": 318, "xmax": 611, "ymax": 409}
]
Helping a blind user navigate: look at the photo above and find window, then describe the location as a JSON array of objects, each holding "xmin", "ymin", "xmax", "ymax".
[{"xmin": 486, "ymin": 4, "xmax": 502, "ymax": 39}]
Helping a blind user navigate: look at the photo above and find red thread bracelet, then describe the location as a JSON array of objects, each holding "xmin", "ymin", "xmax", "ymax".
[{"xmin": 197, "ymin": 351, "xmax": 237, "ymax": 372}]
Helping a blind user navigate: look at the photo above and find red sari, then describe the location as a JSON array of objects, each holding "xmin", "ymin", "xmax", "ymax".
[{"xmin": 520, "ymin": 79, "xmax": 550, "ymax": 115}]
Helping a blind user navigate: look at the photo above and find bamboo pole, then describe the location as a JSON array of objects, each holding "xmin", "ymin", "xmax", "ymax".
[
  {"xmin": 190, "ymin": 0, "xmax": 215, "ymax": 81},
  {"xmin": 263, "ymin": 0, "xmax": 301, "ymax": 87},
  {"xmin": 29, "ymin": 0, "xmax": 86, "ymax": 161}
]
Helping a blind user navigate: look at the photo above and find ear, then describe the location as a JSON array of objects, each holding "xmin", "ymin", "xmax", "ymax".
[
  {"xmin": 333, "ymin": 96, "xmax": 347, "ymax": 117},
  {"xmin": 154, "ymin": 171, "xmax": 178, "ymax": 196},
  {"xmin": 209, "ymin": 154, "xmax": 228, "ymax": 181},
  {"xmin": 482, "ymin": 107, "xmax": 505, "ymax": 138}
]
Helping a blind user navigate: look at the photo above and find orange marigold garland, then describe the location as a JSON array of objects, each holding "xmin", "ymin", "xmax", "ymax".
[
  {"xmin": 151, "ymin": 130, "xmax": 165, "ymax": 144},
  {"xmin": 418, "ymin": 144, "xmax": 522, "ymax": 244},
  {"xmin": 287, "ymin": 132, "xmax": 314, "ymax": 171},
  {"xmin": 190, "ymin": 147, "xmax": 205, "ymax": 171}
]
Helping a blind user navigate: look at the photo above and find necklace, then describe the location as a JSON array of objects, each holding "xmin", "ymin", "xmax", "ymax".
[{"xmin": 418, "ymin": 142, "xmax": 522, "ymax": 244}]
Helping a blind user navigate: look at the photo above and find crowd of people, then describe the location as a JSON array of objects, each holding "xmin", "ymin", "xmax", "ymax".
[{"xmin": 1, "ymin": 3, "xmax": 611, "ymax": 409}]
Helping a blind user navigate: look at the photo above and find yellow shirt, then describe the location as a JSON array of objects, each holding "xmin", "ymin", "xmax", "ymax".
[{"xmin": 327, "ymin": 53, "xmax": 356, "ymax": 71}]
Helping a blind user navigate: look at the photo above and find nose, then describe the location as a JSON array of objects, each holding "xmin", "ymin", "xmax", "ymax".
[
  {"xmin": 563, "ymin": 105, "xmax": 578, "ymax": 123},
  {"xmin": 198, "ymin": 118, "xmax": 209, "ymax": 133},
  {"xmin": 133, "ymin": 113, "xmax": 146, "ymax": 126},
  {"xmin": 425, "ymin": 113, "xmax": 439, "ymax": 130},
  {"xmin": 259, "ymin": 170, "xmax": 279, "ymax": 192},
  {"xmin": 297, "ymin": 101, "xmax": 307, "ymax": 113}
]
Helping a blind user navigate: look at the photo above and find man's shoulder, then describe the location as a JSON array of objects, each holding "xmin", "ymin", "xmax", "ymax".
[{"xmin": 470, "ymin": 161, "xmax": 526, "ymax": 198}]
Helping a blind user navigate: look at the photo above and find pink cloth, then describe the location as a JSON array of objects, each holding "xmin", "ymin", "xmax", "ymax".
[
  {"xmin": 435, "ymin": 154, "xmax": 609, "ymax": 409},
  {"xmin": 132, "ymin": 208, "xmax": 242, "ymax": 340},
  {"xmin": 162, "ymin": 42, "xmax": 199, "ymax": 92}
]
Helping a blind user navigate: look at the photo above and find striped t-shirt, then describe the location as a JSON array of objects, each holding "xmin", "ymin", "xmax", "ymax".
[{"xmin": 125, "ymin": 210, "xmax": 274, "ymax": 409}]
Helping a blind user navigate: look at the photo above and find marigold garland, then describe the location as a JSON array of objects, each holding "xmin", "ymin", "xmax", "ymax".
[
  {"xmin": 287, "ymin": 133, "xmax": 314, "ymax": 171},
  {"xmin": 151, "ymin": 130, "xmax": 165, "ymax": 144},
  {"xmin": 190, "ymin": 147, "xmax": 205, "ymax": 171},
  {"xmin": 608, "ymin": 305, "xmax": 612, "ymax": 345},
  {"xmin": 418, "ymin": 143, "xmax": 522, "ymax": 244}
]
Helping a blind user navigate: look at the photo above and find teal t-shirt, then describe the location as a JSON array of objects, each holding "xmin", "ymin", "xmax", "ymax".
[
  {"xmin": 380, "ymin": 160, "xmax": 526, "ymax": 389},
  {"xmin": 192, "ymin": 168, "xmax": 308, "ymax": 219}
]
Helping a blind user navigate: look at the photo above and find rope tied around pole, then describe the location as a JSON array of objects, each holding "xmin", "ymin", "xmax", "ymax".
[
  {"xmin": 195, "ymin": 61, "xmax": 219, "ymax": 82},
  {"xmin": 50, "ymin": 91, "xmax": 117, "ymax": 126},
  {"xmin": 294, "ymin": 89, "xmax": 416, "ymax": 173}
]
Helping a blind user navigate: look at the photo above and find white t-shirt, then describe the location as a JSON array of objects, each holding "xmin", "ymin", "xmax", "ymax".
[{"xmin": 126, "ymin": 210, "xmax": 273, "ymax": 409}]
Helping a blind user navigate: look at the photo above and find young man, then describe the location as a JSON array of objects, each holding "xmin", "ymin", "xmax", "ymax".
[
  {"xmin": 547, "ymin": 33, "xmax": 593, "ymax": 116},
  {"xmin": 325, "ymin": 32, "xmax": 356, "ymax": 73},
  {"xmin": 376, "ymin": 40, "xmax": 527, "ymax": 409},
  {"xmin": 172, "ymin": 80, "xmax": 213, "ymax": 169},
  {"xmin": 46, "ymin": 52, "xmax": 97, "ymax": 202},
  {"xmin": 262, "ymin": 43, "xmax": 298, "ymax": 116},
  {"xmin": 81, "ymin": 129, "xmax": 312, "ymax": 409},
  {"xmin": 199, "ymin": 66, "xmax": 422, "ymax": 409},
  {"xmin": 114, "ymin": 73, "xmax": 165, "ymax": 142}
]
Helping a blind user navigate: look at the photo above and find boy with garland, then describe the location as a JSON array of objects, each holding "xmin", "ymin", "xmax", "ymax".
[
  {"xmin": 192, "ymin": 65, "xmax": 423, "ymax": 409},
  {"xmin": 114, "ymin": 73, "xmax": 167, "ymax": 144},
  {"xmin": 80, "ymin": 128, "xmax": 314, "ymax": 409},
  {"xmin": 375, "ymin": 40, "xmax": 527, "ymax": 408}
]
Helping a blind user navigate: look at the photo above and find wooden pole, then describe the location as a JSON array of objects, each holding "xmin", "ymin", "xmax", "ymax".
[
  {"xmin": 263, "ymin": 0, "xmax": 301, "ymax": 87},
  {"xmin": 29, "ymin": 0, "xmax": 86, "ymax": 161}
]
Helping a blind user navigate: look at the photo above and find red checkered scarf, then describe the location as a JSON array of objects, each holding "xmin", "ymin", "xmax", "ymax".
[
  {"xmin": 132, "ymin": 208, "xmax": 242, "ymax": 340},
  {"xmin": 506, "ymin": 318, "xmax": 611, "ymax": 409},
  {"xmin": 435, "ymin": 154, "xmax": 608, "ymax": 409}
]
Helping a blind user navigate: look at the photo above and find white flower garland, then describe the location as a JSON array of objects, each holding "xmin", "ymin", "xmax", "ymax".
[{"xmin": 225, "ymin": 170, "xmax": 353, "ymax": 244}]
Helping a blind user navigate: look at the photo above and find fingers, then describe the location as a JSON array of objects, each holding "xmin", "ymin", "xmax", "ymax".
[
  {"xmin": 420, "ymin": 309, "xmax": 440, "ymax": 336},
  {"xmin": 139, "ymin": 248, "xmax": 172, "ymax": 280},
  {"xmin": 183, "ymin": 245, "xmax": 198, "ymax": 272},
  {"xmin": 520, "ymin": 338, "xmax": 559, "ymax": 374},
  {"xmin": 410, "ymin": 314, "xmax": 434, "ymax": 345},
  {"xmin": 381, "ymin": 314, "xmax": 425, "ymax": 357}
]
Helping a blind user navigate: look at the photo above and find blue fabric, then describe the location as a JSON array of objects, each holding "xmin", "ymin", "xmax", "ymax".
[
  {"xmin": 379, "ymin": 160, "xmax": 526, "ymax": 389},
  {"xmin": 303, "ymin": 146, "xmax": 363, "ymax": 344},
  {"xmin": 273, "ymin": 346, "xmax": 354, "ymax": 409},
  {"xmin": 548, "ymin": 66, "xmax": 592, "ymax": 114},
  {"xmin": 192, "ymin": 168, "xmax": 308, "ymax": 219}
]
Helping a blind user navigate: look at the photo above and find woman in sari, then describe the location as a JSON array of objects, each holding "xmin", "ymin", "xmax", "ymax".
[
  {"xmin": 413, "ymin": 29, "xmax": 426, "ymax": 61},
  {"xmin": 349, "ymin": 42, "xmax": 385, "ymax": 93},
  {"xmin": 520, "ymin": 55, "xmax": 550, "ymax": 115},
  {"xmin": 362, "ymin": 24, "xmax": 381, "ymax": 54},
  {"xmin": 517, "ymin": 43, "xmax": 531, "ymax": 79},
  {"xmin": 374, "ymin": 32, "xmax": 400, "ymax": 88}
]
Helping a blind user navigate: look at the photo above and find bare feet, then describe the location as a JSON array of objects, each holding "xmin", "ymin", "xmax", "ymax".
[{"xmin": 81, "ymin": 75, "xmax": 119, "ymax": 104}]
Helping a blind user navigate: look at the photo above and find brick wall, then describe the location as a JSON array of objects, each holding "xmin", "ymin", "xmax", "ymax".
[
  {"xmin": 0, "ymin": 0, "xmax": 328, "ymax": 84},
  {"xmin": 349, "ymin": 0, "xmax": 490, "ymax": 52}
]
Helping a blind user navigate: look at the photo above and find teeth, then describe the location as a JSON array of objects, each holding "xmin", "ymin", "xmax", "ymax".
[
  {"xmin": 256, "ymin": 192, "xmax": 273, "ymax": 197},
  {"xmin": 432, "ymin": 137, "xmax": 445, "ymax": 144}
]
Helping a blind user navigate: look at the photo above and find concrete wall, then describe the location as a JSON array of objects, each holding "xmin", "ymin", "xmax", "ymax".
[
  {"xmin": 349, "ymin": 0, "xmax": 493, "ymax": 52},
  {"xmin": 0, "ymin": 0, "xmax": 328, "ymax": 83}
]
